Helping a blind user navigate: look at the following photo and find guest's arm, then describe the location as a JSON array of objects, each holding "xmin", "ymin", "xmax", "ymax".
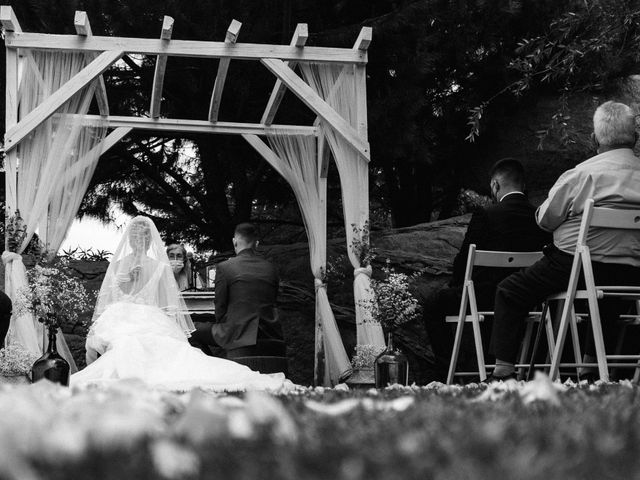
[
  {"xmin": 536, "ymin": 169, "xmax": 583, "ymax": 232},
  {"xmin": 450, "ymin": 210, "xmax": 489, "ymax": 287},
  {"xmin": 214, "ymin": 263, "xmax": 228, "ymax": 323}
]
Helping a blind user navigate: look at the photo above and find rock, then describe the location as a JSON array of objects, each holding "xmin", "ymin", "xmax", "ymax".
[{"xmin": 261, "ymin": 214, "xmax": 470, "ymax": 385}]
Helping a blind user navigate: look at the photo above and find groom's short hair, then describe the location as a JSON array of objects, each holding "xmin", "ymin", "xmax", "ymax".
[{"xmin": 235, "ymin": 223, "xmax": 257, "ymax": 244}]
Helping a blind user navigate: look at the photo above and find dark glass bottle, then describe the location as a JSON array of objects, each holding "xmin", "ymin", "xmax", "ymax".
[
  {"xmin": 375, "ymin": 332, "xmax": 409, "ymax": 388},
  {"xmin": 31, "ymin": 326, "xmax": 70, "ymax": 386}
]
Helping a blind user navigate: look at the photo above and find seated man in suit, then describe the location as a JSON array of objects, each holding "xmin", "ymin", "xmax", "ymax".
[
  {"xmin": 423, "ymin": 159, "xmax": 551, "ymax": 382},
  {"xmin": 189, "ymin": 223, "xmax": 284, "ymax": 356}
]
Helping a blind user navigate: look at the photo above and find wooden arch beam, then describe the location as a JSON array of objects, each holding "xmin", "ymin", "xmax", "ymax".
[
  {"xmin": 261, "ymin": 23, "xmax": 308, "ymax": 126},
  {"xmin": 4, "ymin": 49, "xmax": 123, "ymax": 151},
  {"xmin": 150, "ymin": 16, "xmax": 174, "ymax": 118},
  {"xmin": 74, "ymin": 11, "xmax": 110, "ymax": 116},
  {"xmin": 262, "ymin": 58, "xmax": 369, "ymax": 160},
  {"xmin": 5, "ymin": 32, "xmax": 367, "ymax": 64},
  {"xmin": 208, "ymin": 19, "xmax": 242, "ymax": 122}
]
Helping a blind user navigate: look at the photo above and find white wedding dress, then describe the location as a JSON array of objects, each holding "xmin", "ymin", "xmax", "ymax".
[{"xmin": 71, "ymin": 217, "xmax": 292, "ymax": 392}]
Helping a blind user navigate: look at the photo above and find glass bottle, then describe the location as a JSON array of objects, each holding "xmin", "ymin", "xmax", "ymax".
[
  {"xmin": 375, "ymin": 332, "xmax": 409, "ymax": 388},
  {"xmin": 31, "ymin": 326, "xmax": 70, "ymax": 386}
]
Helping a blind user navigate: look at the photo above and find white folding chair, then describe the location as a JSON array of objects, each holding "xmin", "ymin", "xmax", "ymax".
[
  {"xmin": 548, "ymin": 199, "xmax": 640, "ymax": 382},
  {"xmin": 446, "ymin": 245, "xmax": 554, "ymax": 383}
]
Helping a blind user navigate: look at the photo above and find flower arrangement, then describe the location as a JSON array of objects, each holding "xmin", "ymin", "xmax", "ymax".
[
  {"xmin": 0, "ymin": 343, "xmax": 39, "ymax": 376},
  {"xmin": 350, "ymin": 221, "xmax": 376, "ymax": 266},
  {"xmin": 362, "ymin": 266, "xmax": 423, "ymax": 331},
  {"xmin": 351, "ymin": 344, "xmax": 385, "ymax": 370},
  {"xmin": 15, "ymin": 259, "xmax": 93, "ymax": 330}
]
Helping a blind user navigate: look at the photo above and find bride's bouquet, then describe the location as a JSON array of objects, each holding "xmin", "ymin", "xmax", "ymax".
[{"xmin": 15, "ymin": 259, "xmax": 93, "ymax": 330}]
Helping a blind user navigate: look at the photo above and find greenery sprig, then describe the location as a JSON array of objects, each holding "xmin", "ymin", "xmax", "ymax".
[{"xmin": 15, "ymin": 259, "xmax": 93, "ymax": 330}]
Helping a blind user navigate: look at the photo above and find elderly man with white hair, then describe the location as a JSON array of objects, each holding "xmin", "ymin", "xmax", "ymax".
[{"xmin": 486, "ymin": 100, "xmax": 640, "ymax": 382}]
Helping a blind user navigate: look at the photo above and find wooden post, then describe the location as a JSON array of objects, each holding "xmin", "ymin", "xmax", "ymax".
[
  {"xmin": 1, "ymin": 5, "xmax": 21, "ymax": 250},
  {"xmin": 261, "ymin": 58, "xmax": 370, "ymax": 160},
  {"xmin": 74, "ymin": 11, "xmax": 110, "ymax": 116},
  {"xmin": 314, "ymin": 135, "xmax": 329, "ymax": 386},
  {"xmin": 150, "ymin": 16, "xmax": 174, "ymax": 118},
  {"xmin": 208, "ymin": 20, "xmax": 242, "ymax": 122},
  {"xmin": 261, "ymin": 23, "xmax": 308, "ymax": 125}
]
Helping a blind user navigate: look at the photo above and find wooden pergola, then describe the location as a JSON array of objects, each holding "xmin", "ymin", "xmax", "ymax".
[{"xmin": 1, "ymin": 5, "xmax": 380, "ymax": 386}]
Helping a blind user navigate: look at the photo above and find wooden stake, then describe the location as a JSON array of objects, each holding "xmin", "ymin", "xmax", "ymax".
[
  {"xmin": 261, "ymin": 58, "xmax": 369, "ymax": 160},
  {"xmin": 261, "ymin": 23, "xmax": 308, "ymax": 125},
  {"xmin": 208, "ymin": 19, "xmax": 242, "ymax": 123},
  {"xmin": 74, "ymin": 11, "xmax": 110, "ymax": 116},
  {"xmin": 150, "ymin": 16, "xmax": 174, "ymax": 118}
]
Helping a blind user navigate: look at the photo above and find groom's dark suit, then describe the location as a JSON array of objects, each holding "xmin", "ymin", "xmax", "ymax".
[{"xmin": 211, "ymin": 248, "xmax": 283, "ymax": 351}]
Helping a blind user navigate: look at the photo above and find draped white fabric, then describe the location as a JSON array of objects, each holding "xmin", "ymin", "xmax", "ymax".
[
  {"xmin": 300, "ymin": 63, "xmax": 385, "ymax": 348},
  {"xmin": 266, "ymin": 132, "xmax": 351, "ymax": 385},
  {"xmin": 3, "ymin": 51, "xmax": 108, "ymax": 371}
]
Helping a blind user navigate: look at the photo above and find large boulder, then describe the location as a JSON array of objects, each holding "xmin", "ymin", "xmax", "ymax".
[{"xmin": 262, "ymin": 214, "xmax": 470, "ymax": 385}]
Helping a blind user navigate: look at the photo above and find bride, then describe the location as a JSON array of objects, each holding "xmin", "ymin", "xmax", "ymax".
[{"xmin": 71, "ymin": 216, "xmax": 291, "ymax": 391}]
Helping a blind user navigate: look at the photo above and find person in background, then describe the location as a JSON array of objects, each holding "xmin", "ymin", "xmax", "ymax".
[
  {"xmin": 488, "ymin": 101, "xmax": 640, "ymax": 382},
  {"xmin": 166, "ymin": 243, "xmax": 204, "ymax": 291},
  {"xmin": 423, "ymin": 158, "xmax": 550, "ymax": 382},
  {"xmin": 0, "ymin": 290, "xmax": 12, "ymax": 348}
]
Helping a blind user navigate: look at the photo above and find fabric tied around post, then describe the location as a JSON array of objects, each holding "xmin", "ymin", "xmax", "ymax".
[
  {"xmin": 353, "ymin": 265, "xmax": 372, "ymax": 279},
  {"xmin": 2, "ymin": 250, "xmax": 40, "ymax": 354},
  {"xmin": 314, "ymin": 275, "xmax": 352, "ymax": 384},
  {"xmin": 353, "ymin": 264, "xmax": 386, "ymax": 348},
  {"xmin": 314, "ymin": 278, "xmax": 327, "ymax": 292}
]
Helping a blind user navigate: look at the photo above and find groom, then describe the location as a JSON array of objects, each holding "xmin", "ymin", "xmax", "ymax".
[{"xmin": 189, "ymin": 223, "xmax": 284, "ymax": 355}]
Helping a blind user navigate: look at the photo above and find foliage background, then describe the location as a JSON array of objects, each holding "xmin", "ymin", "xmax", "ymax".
[{"xmin": 2, "ymin": 0, "xmax": 639, "ymax": 251}]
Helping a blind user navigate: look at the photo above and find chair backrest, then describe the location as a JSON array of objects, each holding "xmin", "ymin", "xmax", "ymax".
[
  {"xmin": 577, "ymin": 199, "xmax": 640, "ymax": 246},
  {"xmin": 473, "ymin": 249, "xmax": 544, "ymax": 268},
  {"xmin": 461, "ymin": 244, "xmax": 543, "ymax": 282}
]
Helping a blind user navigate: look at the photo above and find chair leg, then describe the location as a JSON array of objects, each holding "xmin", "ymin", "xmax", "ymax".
[
  {"xmin": 447, "ymin": 316, "xmax": 465, "ymax": 385},
  {"xmin": 550, "ymin": 298, "xmax": 578, "ymax": 381},
  {"xmin": 518, "ymin": 320, "xmax": 534, "ymax": 380},
  {"xmin": 526, "ymin": 303, "xmax": 550, "ymax": 381},
  {"xmin": 633, "ymin": 357, "xmax": 640, "ymax": 384},
  {"xmin": 569, "ymin": 307, "xmax": 582, "ymax": 377},
  {"xmin": 447, "ymin": 283, "xmax": 470, "ymax": 385},
  {"xmin": 581, "ymin": 252, "xmax": 609, "ymax": 381},
  {"xmin": 467, "ymin": 286, "xmax": 486, "ymax": 381}
]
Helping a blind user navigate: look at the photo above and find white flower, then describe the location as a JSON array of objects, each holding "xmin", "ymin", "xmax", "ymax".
[
  {"xmin": 519, "ymin": 372, "xmax": 565, "ymax": 406},
  {"xmin": 227, "ymin": 410, "xmax": 255, "ymax": 439},
  {"xmin": 305, "ymin": 399, "xmax": 360, "ymax": 416},
  {"xmin": 151, "ymin": 439, "xmax": 200, "ymax": 479},
  {"xmin": 243, "ymin": 392, "xmax": 298, "ymax": 443}
]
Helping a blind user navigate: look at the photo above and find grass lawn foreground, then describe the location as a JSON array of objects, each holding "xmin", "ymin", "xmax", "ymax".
[{"xmin": 1, "ymin": 374, "xmax": 640, "ymax": 480}]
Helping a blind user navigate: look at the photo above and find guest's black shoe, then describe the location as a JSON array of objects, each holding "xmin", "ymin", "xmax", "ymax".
[{"xmin": 483, "ymin": 372, "xmax": 517, "ymax": 383}]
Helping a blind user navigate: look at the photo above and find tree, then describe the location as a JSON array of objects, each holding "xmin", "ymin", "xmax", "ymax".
[
  {"xmin": 467, "ymin": 0, "xmax": 640, "ymax": 147},
  {"xmin": 2, "ymin": 0, "xmax": 601, "ymax": 246}
]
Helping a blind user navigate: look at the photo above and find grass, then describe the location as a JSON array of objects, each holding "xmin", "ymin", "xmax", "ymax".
[{"xmin": 1, "ymin": 378, "xmax": 640, "ymax": 480}]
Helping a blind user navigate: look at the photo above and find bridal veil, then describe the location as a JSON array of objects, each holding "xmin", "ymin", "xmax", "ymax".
[{"xmin": 92, "ymin": 216, "xmax": 194, "ymax": 335}]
